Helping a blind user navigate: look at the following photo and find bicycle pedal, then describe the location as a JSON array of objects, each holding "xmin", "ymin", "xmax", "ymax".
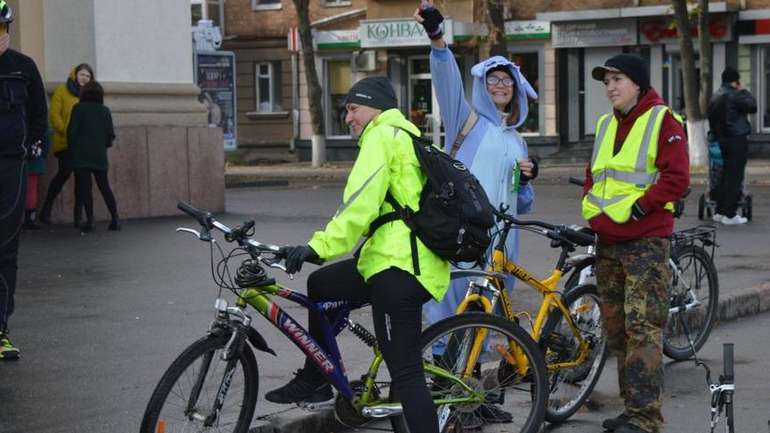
[{"xmin": 299, "ymin": 399, "xmax": 335, "ymax": 411}]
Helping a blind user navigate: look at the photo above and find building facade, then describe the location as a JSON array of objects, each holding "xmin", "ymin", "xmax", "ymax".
[
  {"xmin": 10, "ymin": 0, "xmax": 224, "ymax": 223},
  {"xmin": 229, "ymin": 0, "xmax": 770, "ymax": 160}
]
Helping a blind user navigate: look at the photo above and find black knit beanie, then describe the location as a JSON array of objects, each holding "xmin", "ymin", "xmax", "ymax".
[
  {"xmin": 592, "ymin": 54, "xmax": 650, "ymax": 91},
  {"xmin": 345, "ymin": 76, "xmax": 398, "ymax": 111},
  {"xmin": 722, "ymin": 67, "xmax": 740, "ymax": 84}
]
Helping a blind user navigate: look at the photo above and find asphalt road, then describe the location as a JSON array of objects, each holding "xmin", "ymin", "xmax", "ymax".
[{"xmin": 1, "ymin": 183, "xmax": 768, "ymax": 433}]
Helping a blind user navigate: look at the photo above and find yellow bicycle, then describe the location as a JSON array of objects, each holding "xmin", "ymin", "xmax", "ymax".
[{"xmin": 451, "ymin": 207, "xmax": 608, "ymax": 424}]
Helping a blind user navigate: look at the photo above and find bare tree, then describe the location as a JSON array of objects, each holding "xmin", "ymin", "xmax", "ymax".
[
  {"xmin": 293, "ymin": 0, "xmax": 326, "ymax": 167},
  {"xmin": 697, "ymin": 0, "xmax": 713, "ymax": 115},
  {"xmin": 486, "ymin": 0, "xmax": 507, "ymax": 57},
  {"xmin": 671, "ymin": 0, "xmax": 708, "ymax": 167}
]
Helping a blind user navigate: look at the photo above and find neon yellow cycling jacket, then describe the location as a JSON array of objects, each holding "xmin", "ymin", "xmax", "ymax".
[{"xmin": 308, "ymin": 108, "xmax": 450, "ymax": 301}]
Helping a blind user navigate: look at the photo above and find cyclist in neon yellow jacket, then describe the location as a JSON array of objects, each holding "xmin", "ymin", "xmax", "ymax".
[{"xmin": 266, "ymin": 76, "xmax": 448, "ymax": 433}]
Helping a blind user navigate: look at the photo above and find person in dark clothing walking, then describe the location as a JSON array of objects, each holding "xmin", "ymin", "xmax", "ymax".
[
  {"xmin": 707, "ymin": 67, "xmax": 757, "ymax": 225},
  {"xmin": 0, "ymin": 0, "xmax": 48, "ymax": 360},
  {"xmin": 67, "ymin": 81, "xmax": 120, "ymax": 232}
]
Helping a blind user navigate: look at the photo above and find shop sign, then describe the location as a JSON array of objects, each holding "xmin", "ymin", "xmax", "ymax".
[
  {"xmin": 639, "ymin": 15, "xmax": 732, "ymax": 44},
  {"xmin": 505, "ymin": 20, "xmax": 550, "ymax": 40},
  {"xmin": 552, "ymin": 19, "xmax": 637, "ymax": 48},
  {"xmin": 195, "ymin": 51, "xmax": 237, "ymax": 151},
  {"xmin": 316, "ymin": 30, "xmax": 361, "ymax": 50},
  {"xmin": 360, "ymin": 18, "xmax": 454, "ymax": 48}
]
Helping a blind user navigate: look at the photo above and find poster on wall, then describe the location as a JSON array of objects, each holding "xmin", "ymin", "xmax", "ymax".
[{"xmin": 195, "ymin": 51, "xmax": 237, "ymax": 151}]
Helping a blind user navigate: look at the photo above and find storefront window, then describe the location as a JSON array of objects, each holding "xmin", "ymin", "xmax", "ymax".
[
  {"xmin": 511, "ymin": 52, "xmax": 539, "ymax": 134},
  {"xmin": 326, "ymin": 59, "xmax": 352, "ymax": 136},
  {"xmin": 256, "ymin": 62, "xmax": 283, "ymax": 112},
  {"xmin": 409, "ymin": 57, "xmax": 434, "ymax": 137},
  {"xmin": 763, "ymin": 46, "xmax": 770, "ymax": 129}
]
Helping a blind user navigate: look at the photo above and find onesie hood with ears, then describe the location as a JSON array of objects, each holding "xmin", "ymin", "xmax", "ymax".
[{"xmin": 470, "ymin": 56, "xmax": 537, "ymax": 129}]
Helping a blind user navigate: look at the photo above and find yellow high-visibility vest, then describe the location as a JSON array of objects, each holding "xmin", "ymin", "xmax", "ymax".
[{"xmin": 582, "ymin": 105, "xmax": 675, "ymax": 224}]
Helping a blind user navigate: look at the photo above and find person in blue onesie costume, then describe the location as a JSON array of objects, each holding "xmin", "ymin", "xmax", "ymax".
[{"xmin": 415, "ymin": 0, "xmax": 540, "ymax": 426}]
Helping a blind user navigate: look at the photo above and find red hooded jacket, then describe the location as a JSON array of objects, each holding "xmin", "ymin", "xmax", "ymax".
[{"xmin": 583, "ymin": 88, "xmax": 690, "ymax": 244}]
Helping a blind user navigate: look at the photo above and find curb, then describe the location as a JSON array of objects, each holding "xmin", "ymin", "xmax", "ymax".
[{"xmin": 249, "ymin": 281, "xmax": 770, "ymax": 433}]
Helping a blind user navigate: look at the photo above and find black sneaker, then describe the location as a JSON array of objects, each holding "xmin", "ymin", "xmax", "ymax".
[
  {"xmin": 264, "ymin": 369, "xmax": 333, "ymax": 404},
  {"xmin": 615, "ymin": 423, "xmax": 650, "ymax": 433},
  {"xmin": 475, "ymin": 404, "xmax": 513, "ymax": 424},
  {"xmin": 602, "ymin": 413, "xmax": 631, "ymax": 431}
]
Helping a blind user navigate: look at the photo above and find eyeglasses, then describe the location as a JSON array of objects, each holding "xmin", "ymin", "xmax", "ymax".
[{"xmin": 486, "ymin": 76, "xmax": 514, "ymax": 87}]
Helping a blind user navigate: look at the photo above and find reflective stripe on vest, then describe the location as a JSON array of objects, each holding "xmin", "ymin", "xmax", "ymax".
[{"xmin": 582, "ymin": 105, "xmax": 674, "ymax": 223}]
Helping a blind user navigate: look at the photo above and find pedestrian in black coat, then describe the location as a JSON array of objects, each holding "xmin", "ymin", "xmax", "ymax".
[{"xmin": 67, "ymin": 81, "xmax": 120, "ymax": 232}]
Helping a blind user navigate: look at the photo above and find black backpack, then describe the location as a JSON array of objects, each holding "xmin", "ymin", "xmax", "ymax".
[{"xmin": 366, "ymin": 125, "xmax": 495, "ymax": 272}]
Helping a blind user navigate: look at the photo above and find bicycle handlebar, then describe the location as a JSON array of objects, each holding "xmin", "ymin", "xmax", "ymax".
[
  {"xmin": 493, "ymin": 208, "xmax": 595, "ymax": 247},
  {"xmin": 723, "ymin": 343, "xmax": 734, "ymax": 383},
  {"xmin": 177, "ymin": 201, "xmax": 286, "ymax": 269},
  {"xmin": 568, "ymin": 177, "xmax": 585, "ymax": 187}
]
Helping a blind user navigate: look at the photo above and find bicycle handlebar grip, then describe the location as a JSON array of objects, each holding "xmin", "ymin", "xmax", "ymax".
[
  {"xmin": 723, "ymin": 343, "xmax": 734, "ymax": 382},
  {"xmin": 562, "ymin": 227, "xmax": 595, "ymax": 247},
  {"xmin": 177, "ymin": 201, "xmax": 211, "ymax": 229},
  {"xmin": 568, "ymin": 177, "xmax": 585, "ymax": 187}
]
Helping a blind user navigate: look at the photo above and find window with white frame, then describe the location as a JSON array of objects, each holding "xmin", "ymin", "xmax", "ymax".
[
  {"xmin": 253, "ymin": 0, "xmax": 282, "ymax": 11},
  {"xmin": 323, "ymin": 0, "xmax": 352, "ymax": 7},
  {"xmin": 256, "ymin": 62, "xmax": 283, "ymax": 112},
  {"xmin": 191, "ymin": 0, "xmax": 225, "ymax": 32}
]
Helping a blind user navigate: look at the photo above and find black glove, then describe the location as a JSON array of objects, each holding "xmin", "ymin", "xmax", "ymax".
[
  {"xmin": 418, "ymin": 7, "xmax": 444, "ymax": 40},
  {"xmin": 631, "ymin": 200, "xmax": 646, "ymax": 221},
  {"xmin": 519, "ymin": 156, "xmax": 539, "ymax": 185},
  {"xmin": 278, "ymin": 245, "xmax": 319, "ymax": 274}
]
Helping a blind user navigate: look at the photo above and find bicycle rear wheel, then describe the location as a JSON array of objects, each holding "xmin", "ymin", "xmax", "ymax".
[
  {"xmin": 140, "ymin": 332, "xmax": 259, "ymax": 433},
  {"xmin": 390, "ymin": 313, "xmax": 547, "ymax": 433},
  {"xmin": 664, "ymin": 245, "xmax": 719, "ymax": 360},
  {"xmin": 539, "ymin": 283, "xmax": 607, "ymax": 423}
]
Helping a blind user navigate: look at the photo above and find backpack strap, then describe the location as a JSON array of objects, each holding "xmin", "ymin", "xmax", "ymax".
[
  {"xmin": 449, "ymin": 110, "xmax": 479, "ymax": 158},
  {"xmin": 362, "ymin": 192, "xmax": 421, "ymax": 275}
]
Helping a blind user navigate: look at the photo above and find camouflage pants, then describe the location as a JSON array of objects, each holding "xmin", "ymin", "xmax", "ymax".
[{"xmin": 596, "ymin": 237, "xmax": 671, "ymax": 433}]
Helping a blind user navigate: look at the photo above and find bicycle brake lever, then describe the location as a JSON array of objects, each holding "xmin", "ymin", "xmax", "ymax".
[{"xmin": 176, "ymin": 227, "xmax": 202, "ymax": 239}]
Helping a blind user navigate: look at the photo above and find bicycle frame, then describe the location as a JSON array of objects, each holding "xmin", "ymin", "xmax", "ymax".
[
  {"xmin": 456, "ymin": 224, "xmax": 593, "ymax": 377},
  {"xmin": 231, "ymin": 283, "xmax": 480, "ymax": 411}
]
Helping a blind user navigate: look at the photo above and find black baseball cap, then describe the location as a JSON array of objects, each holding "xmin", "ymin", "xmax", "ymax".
[{"xmin": 592, "ymin": 54, "xmax": 650, "ymax": 90}]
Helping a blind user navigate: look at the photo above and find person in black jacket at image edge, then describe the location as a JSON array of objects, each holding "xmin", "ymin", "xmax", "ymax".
[
  {"xmin": 708, "ymin": 67, "xmax": 757, "ymax": 225},
  {"xmin": 0, "ymin": 0, "xmax": 48, "ymax": 360}
]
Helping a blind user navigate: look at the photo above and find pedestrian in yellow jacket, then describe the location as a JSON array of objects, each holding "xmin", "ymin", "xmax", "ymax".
[
  {"xmin": 39, "ymin": 63, "xmax": 94, "ymax": 225},
  {"xmin": 264, "ymin": 77, "xmax": 448, "ymax": 433}
]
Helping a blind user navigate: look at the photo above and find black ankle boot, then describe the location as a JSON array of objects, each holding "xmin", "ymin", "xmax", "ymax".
[
  {"xmin": 108, "ymin": 216, "xmax": 121, "ymax": 231},
  {"xmin": 23, "ymin": 210, "xmax": 40, "ymax": 230}
]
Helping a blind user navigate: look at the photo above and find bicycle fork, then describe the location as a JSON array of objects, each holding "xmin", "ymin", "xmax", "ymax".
[{"xmin": 187, "ymin": 299, "xmax": 252, "ymax": 426}]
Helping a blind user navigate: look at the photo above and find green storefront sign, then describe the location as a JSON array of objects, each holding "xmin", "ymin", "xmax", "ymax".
[{"xmin": 360, "ymin": 18, "xmax": 454, "ymax": 48}]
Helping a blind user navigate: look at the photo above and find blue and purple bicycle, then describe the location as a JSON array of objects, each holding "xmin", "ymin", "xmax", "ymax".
[{"xmin": 139, "ymin": 202, "xmax": 548, "ymax": 433}]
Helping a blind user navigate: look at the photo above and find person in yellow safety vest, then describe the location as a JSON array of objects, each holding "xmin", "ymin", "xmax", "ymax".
[
  {"xmin": 581, "ymin": 54, "xmax": 690, "ymax": 433},
  {"xmin": 264, "ymin": 76, "xmax": 448, "ymax": 433}
]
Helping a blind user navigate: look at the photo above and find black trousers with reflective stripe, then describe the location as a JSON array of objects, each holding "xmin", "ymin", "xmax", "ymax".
[{"xmin": 0, "ymin": 158, "xmax": 26, "ymax": 330}]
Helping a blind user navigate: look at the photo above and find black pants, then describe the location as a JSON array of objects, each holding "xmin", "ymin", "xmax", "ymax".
[
  {"xmin": 301, "ymin": 259, "xmax": 438, "ymax": 433},
  {"xmin": 74, "ymin": 168, "xmax": 118, "ymax": 223},
  {"xmin": 716, "ymin": 135, "xmax": 749, "ymax": 218},
  {"xmin": 0, "ymin": 158, "xmax": 26, "ymax": 331},
  {"xmin": 43, "ymin": 150, "xmax": 73, "ymax": 203}
]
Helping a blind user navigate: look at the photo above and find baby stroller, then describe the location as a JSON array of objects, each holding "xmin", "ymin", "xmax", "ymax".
[{"xmin": 697, "ymin": 132, "xmax": 753, "ymax": 221}]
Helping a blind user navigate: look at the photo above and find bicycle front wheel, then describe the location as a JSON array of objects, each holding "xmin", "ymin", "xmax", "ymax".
[
  {"xmin": 539, "ymin": 283, "xmax": 607, "ymax": 423},
  {"xmin": 390, "ymin": 313, "xmax": 547, "ymax": 433},
  {"xmin": 664, "ymin": 245, "xmax": 719, "ymax": 360},
  {"xmin": 140, "ymin": 332, "xmax": 259, "ymax": 433}
]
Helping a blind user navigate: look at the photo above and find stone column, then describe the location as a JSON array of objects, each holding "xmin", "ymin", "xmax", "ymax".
[{"xmin": 13, "ymin": 0, "xmax": 225, "ymax": 224}]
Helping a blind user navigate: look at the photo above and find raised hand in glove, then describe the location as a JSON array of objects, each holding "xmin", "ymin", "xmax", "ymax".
[
  {"xmin": 630, "ymin": 200, "xmax": 646, "ymax": 221},
  {"xmin": 413, "ymin": 0, "xmax": 444, "ymax": 40},
  {"xmin": 278, "ymin": 245, "xmax": 319, "ymax": 274}
]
